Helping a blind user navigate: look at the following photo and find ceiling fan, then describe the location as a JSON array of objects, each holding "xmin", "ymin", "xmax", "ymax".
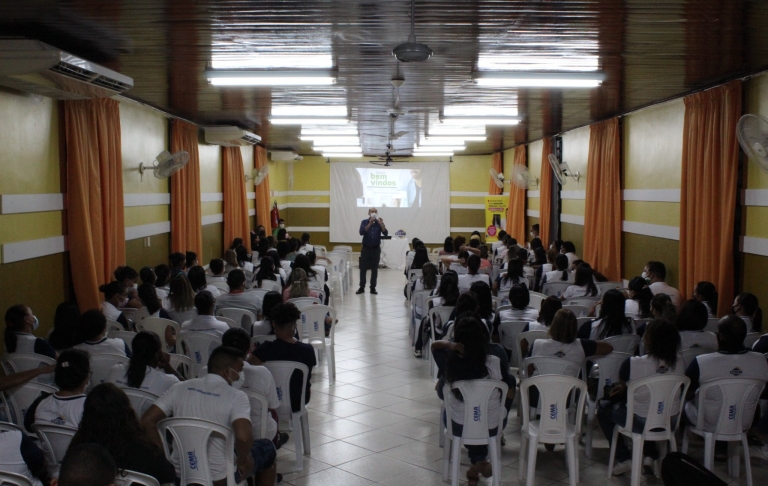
[{"xmin": 369, "ymin": 143, "xmax": 410, "ymax": 167}]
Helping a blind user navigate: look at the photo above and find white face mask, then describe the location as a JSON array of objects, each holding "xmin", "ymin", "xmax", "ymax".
[
  {"xmin": 229, "ymin": 368, "xmax": 244, "ymax": 389},
  {"xmin": 279, "ymin": 223, "xmax": 285, "ymax": 229},
  {"xmin": 31, "ymin": 316, "xmax": 39, "ymax": 331},
  {"xmin": 641, "ymin": 271, "xmax": 648, "ymax": 279},
  {"xmin": 133, "ymin": 283, "xmax": 139, "ymax": 290},
  {"xmin": 119, "ymin": 297, "xmax": 129, "ymax": 307},
  {"xmin": 371, "ymin": 212, "xmax": 378, "ymax": 219}
]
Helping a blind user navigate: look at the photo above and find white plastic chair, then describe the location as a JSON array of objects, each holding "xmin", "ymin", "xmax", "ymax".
[
  {"xmin": 564, "ymin": 297, "xmax": 600, "ymax": 307},
  {"xmin": 563, "ymin": 305, "xmax": 590, "ymax": 317},
  {"xmin": 251, "ymin": 335, "xmax": 277, "ymax": 346},
  {"xmin": 156, "ymin": 417, "xmax": 246, "ymax": 486},
  {"xmin": 178, "ymin": 331, "xmax": 222, "ymax": 378},
  {"xmin": 606, "ymin": 375, "xmax": 690, "ymax": 486},
  {"xmin": 497, "ymin": 320, "xmax": 531, "ymax": 373},
  {"xmin": 214, "ymin": 315, "xmax": 239, "ymax": 329},
  {"xmin": 519, "ymin": 375, "xmax": 587, "ymax": 486},
  {"xmin": 441, "ymin": 379, "xmax": 508, "ymax": 486},
  {"xmin": 33, "ymin": 423, "xmax": 77, "ymax": 476},
  {"xmin": 541, "ymin": 282, "xmax": 572, "ymax": 297},
  {"xmin": 704, "ymin": 317, "xmax": 720, "ymax": 333},
  {"xmin": 243, "ymin": 270, "xmax": 255, "ymax": 288},
  {"xmin": 406, "ymin": 269, "xmax": 422, "ymax": 301},
  {"xmin": 108, "ymin": 330, "xmax": 138, "ymax": 349},
  {"xmin": 1, "ymin": 354, "xmax": 55, "ymax": 384},
  {"xmin": 604, "ymin": 334, "xmax": 641, "ymax": 354},
  {"xmin": 597, "ymin": 281, "xmax": 622, "ymax": 295},
  {"xmin": 89, "ymin": 354, "xmax": 130, "ymax": 392},
  {"xmin": 0, "ymin": 422, "xmax": 21, "ymax": 433},
  {"xmin": 681, "ymin": 347, "xmax": 714, "ymax": 368},
  {"xmin": 1, "ymin": 382, "xmax": 57, "ymax": 433},
  {"xmin": 210, "ymin": 280, "xmax": 230, "ymax": 293},
  {"xmin": 332, "ymin": 246, "xmax": 354, "ymax": 288},
  {"xmin": 515, "ymin": 331, "xmax": 549, "ymax": 371},
  {"xmin": 121, "ymin": 387, "xmax": 160, "ymax": 418},
  {"xmin": 327, "ymin": 253, "xmax": 347, "ymax": 294},
  {"xmin": 168, "ymin": 353, "xmax": 194, "ymax": 380},
  {"xmin": 583, "ymin": 352, "xmax": 632, "ymax": 458},
  {"xmin": 242, "ymin": 389, "xmax": 270, "ymax": 440},
  {"xmin": 263, "ymin": 361, "xmax": 310, "ymax": 471},
  {"xmin": 744, "ymin": 333, "xmax": 761, "ymax": 349},
  {"xmin": 115, "ymin": 469, "xmax": 160, "ymax": 486},
  {"xmin": 286, "ymin": 297, "xmax": 321, "ymax": 308},
  {"xmin": 135, "ymin": 317, "xmax": 180, "ymax": 350},
  {"xmin": 216, "ymin": 308, "xmax": 257, "ymax": 333},
  {"xmin": 300, "ymin": 305, "xmax": 337, "ymax": 384},
  {"xmin": 521, "ymin": 356, "xmax": 581, "ymax": 380},
  {"xmin": 529, "ymin": 292, "xmax": 547, "ymax": 310},
  {"xmin": 326, "ymin": 262, "xmax": 344, "ymax": 302},
  {"xmin": 682, "ymin": 378, "xmax": 765, "ymax": 486},
  {"xmin": 256, "ymin": 280, "xmax": 282, "ymax": 293},
  {"xmin": 0, "ymin": 471, "xmax": 33, "ymax": 486},
  {"xmin": 106, "ymin": 318, "xmax": 124, "ymax": 332},
  {"xmin": 427, "ymin": 306, "xmax": 455, "ymax": 377}
]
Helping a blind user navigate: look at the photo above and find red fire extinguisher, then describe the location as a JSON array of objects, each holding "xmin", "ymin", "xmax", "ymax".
[{"xmin": 270, "ymin": 201, "xmax": 280, "ymax": 229}]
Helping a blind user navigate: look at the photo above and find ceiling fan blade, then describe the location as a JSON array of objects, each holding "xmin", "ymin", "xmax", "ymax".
[
  {"xmin": 391, "ymin": 131, "xmax": 410, "ymax": 139},
  {"xmin": 362, "ymin": 133, "xmax": 388, "ymax": 138}
]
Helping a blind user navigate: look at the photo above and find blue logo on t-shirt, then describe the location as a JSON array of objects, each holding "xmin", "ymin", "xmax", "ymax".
[
  {"xmin": 473, "ymin": 406, "xmax": 481, "ymax": 422},
  {"xmin": 554, "ymin": 351, "xmax": 566, "ymax": 358},
  {"xmin": 51, "ymin": 417, "xmax": 65, "ymax": 425},
  {"xmin": 188, "ymin": 450, "xmax": 198, "ymax": 470},
  {"xmin": 730, "ymin": 367, "xmax": 743, "ymax": 376},
  {"xmin": 656, "ymin": 366, "xmax": 669, "ymax": 374}
]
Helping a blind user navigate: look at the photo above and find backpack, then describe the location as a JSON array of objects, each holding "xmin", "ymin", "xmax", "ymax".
[{"xmin": 661, "ymin": 452, "xmax": 726, "ymax": 486}]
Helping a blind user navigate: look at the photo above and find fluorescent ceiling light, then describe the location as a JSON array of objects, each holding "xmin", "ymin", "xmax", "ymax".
[
  {"xmin": 318, "ymin": 146, "xmax": 362, "ymax": 152},
  {"xmin": 270, "ymin": 117, "xmax": 348, "ymax": 125},
  {"xmin": 422, "ymin": 136, "xmax": 486, "ymax": 144},
  {"xmin": 312, "ymin": 140, "xmax": 360, "ymax": 147},
  {"xmin": 472, "ymin": 71, "xmax": 605, "ymax": 88},
  {"xmin": 443, "ymin": 105, "xmax": 518, "ymax": 117},
  {"xmin": 441, "ymin": 116, "xmax": 520, "ymax": 126},
  {"xmin": 301, "ymin": 128, "xmax": 358, "ymax": 136},
  {"xmin": 322, "ymin": 153, "xmax": 363, "ymax": 158},
  {"xmin": 428, "ymin": 127, "xmax": 487, "ymax": 136},
  {"xmin": 206, "ymin": 69, "xmax": 337, "ymax": 86},
  {"xmin": 415, "ymin": 144, "xmax": 466, "ymax": 151},
  {"xmin": 211, "ymin": 53, "xmax": 334, "ymax": 70},
  {"xmin": 301, "ymin": 137, "xmax": 360, "ymax": 145},
  {"xmin": 411, "ymin": 152, "xmax": 454, "ymax": 157},
  {"xmin": 477, "ymin": 54, "xmax": 599, "ymax": 72},
  {"xmin": 272, "ymin": 105, "xmax": 347, "ymax": 117}
]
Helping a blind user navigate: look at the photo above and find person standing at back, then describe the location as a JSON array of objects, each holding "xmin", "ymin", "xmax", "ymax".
[{"xmin": 357, "ymin": 207, "xmax": 388, "ymax": 295}]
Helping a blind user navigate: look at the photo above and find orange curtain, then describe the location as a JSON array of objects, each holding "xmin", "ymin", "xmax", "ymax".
[
  {"xmin": 254, "ymin": 146, "xmax": 272, "ymax": 234},
  {"xmin": 506, "ymin": 146, "xmax": 527, "ymax": 241},
  {"xmin": 64, "ymin": 98, "xmax": 125, "ymax": 312},
  {"xmin": 680, "ymin": 81, "xmax": 741, "ymax": 317},
  {"xmin": 539, "ymin": 138, "xmax": 553, "ymax": 246},
  {"xmin": 170, "ymin": 119, "xmax": 203, "ymax": 262},
  {"xmin": 489, "ymin": 152, "xmax": 503, "ymax": 195},
  {"xmin": 222, "ymin": 147, "xmax": 251, "ymax": 252},
  {"xmin": 583, "ymin": 118, "xmax": 622, "ymax": 282}
]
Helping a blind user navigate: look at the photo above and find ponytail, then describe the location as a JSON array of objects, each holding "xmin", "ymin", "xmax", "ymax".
[
  {"xmin": 737, "ymin": 292, "xmax": 762, "ymax": 333},
  {"xmin": 126, "ymin": 332, "xmax": 161, "ymax": 388},
  {"xmin": 3, "ymin": 305, "xmax": 28, "ymax": 353},
  {"xmin": 555, "ymin": 254, "xmax": 569, "ymax": 281}
]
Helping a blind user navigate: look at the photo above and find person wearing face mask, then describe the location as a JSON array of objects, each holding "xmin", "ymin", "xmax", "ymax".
[
  {"xmin": 113, "ymin": 266, "xmax": 142, "ymax": 309},
  {"xmin": 4, "ymin": 304, "xmax": 57, "ymax": 359},
  {"xmin": 272, "ymin": 218, "xmax": 286, "ymax": 238},
  {"xmin": 25, "ymin": 349, "xmax": 90, "ymax": 432},
  {"xmin": 530, "ymin": 224, "xmax": 540, "ymax": 240},
  {"xmin": 642, "ymin": 261, "xmax": 681, "ymax": 308},
  {"xmin": 357, "ymin": 207, "xmax": 388, "ymax": 294},
  {"xmin": 141, "ymin": 346, "xmax": 278, "ymax": 486},
  {"xmin": 73, "ymin": 310, "xmax": 131, "ymax": 358},
  {"xmin": 99, "ymin": 281, "xmax": 131, "ymax": 330}
]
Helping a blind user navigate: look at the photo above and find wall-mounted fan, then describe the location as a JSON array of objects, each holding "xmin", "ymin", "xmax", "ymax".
[
  {"xmin": 548, "ymin": 154, "xmax": 580, "ymax": 185},
  {"xmin": 139, "ymin": 150, "xmax": 189, "ymax": 181},
  {"xmin": 490, "ymin": 168, "xmax": 505, "ymax": 189},
  {"xmin": 511, "ymin": 164, "xmax": 539, "ymax": 189},
  {"xmin": 246, "ymin": 166, "xmax": 269, "ymax": 185},
  {"xmin": 736, "ymin": 114, "xmax": 768, "ymax": 174}
]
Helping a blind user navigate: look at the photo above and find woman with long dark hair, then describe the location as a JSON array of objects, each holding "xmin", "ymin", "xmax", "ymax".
[
  {"xmin": 458, "ymin": 255, "xmax": 492, "ymax": 293},
  {"xmin": 578, "ymin": 289, "xmax": 635, "ymax": 339},
  {"xmin": 413, "ymin": 272, "xmax": 460, "ymax": 357},
  {"xmin": 70, "ymin": 383, "xmax": 176, "ymax": 484},
  {"xmin": 137, "ymin": 283, "xmax": 172, "ymax": 320},
  {"xmin": 625, "ymin": 277, "xmax": 653, "ymax": 319},
  {"xmin": 542, "ymin": 253, "xmax": 572, "ymax": 286},
  {"xmin": 693, "ymin": 281, "xmax": 718, "ymax": 317},
  {"xmin": 409, "ymin": 246, "xmax": 430, "ymax": 272},
  {"xmin": 254, "ymin": 256, "xmax": 281, "ymax": 289},
  {"xmin": 439, "ymin": 236, "xmax": 455, "ymax": 256},
  {"xmin": 106, "ymin": 331, "xmax": 181, "ymax": 401},
  {"xmin": 561, "ymin": 263, "xmax": 598, "ymax": 300},
  {"xmin": 187, "ymin": 266, "xmax": 221, "ymax": 296},
  {"xmin": 164, "ymin": 274, "xmax": 196, "ymax": 325},
  {"xmin": 3, "ymin": 305, "xmax": 56, "ymax": 359},
  {"xmin": 733, "ymin": 292, "xmax": 762, "ymax": 333},
  {"xmin": 48, "ymin": 302, "xmax": 81, "ymax": 351},
  {"xmin": 494, "ymin": 258, "xmax": 527, "ymax": 304}
]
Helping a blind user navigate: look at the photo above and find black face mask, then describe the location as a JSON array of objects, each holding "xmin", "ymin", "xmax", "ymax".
[{"xmin": 732, "ymin": 305, "xmax": 740, "ymax": 315}]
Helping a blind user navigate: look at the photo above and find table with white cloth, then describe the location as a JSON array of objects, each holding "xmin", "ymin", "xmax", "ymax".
[{"xmin": 379, "ymin": 238, "xmax": 410, "ymax": 270}]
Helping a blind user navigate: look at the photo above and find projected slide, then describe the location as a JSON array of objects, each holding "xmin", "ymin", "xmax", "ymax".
[
  {"xmin": 330, "ymin": 162, "xmax": 450, "ymax": 243},
  {"xmin": 355, "ymin": 168, "xmax": 424, "ymax": 208}
]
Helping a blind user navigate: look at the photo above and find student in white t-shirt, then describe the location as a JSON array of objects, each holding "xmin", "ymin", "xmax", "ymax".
[
  {"xmin": 693, "ymin": 281, "xmax": 718, "ymax": 318},
  {"xmin": 458, "ymin": 255, "xmax": 492, "ymax": 294},
  {"xmin": 541, "ymin": 254, "xmax": 573, "ymax": 288},
  {"xmin": 181, "ymin": 291, "xmax": 230, "ymax": 336},
  {"xmin": 624, "ymin": 277, "xmax": 653, "ymax": 320},
  {"xmin": 3, "ymin": 304, "xmax": 57, "ymax": 359},
  {"xmin": 577, "ymin": 290, "xmax": 636, "ymax": 341},
  {"xmin": 73, "ymin": 310, "xmax": 131, "ymax": 358},
  {"xmin": 494, "ymin": 258, "xmax": 528, "ymax": 305},
  {"xmin": 732, "ymin": 292, "xmax": 763, "ymax": 334},
  {"xmin": 675, "ymin": 300, "xmax": 718, "ymax": 351},
  {"xmin": 163, "ymin": 274, "xmax": 198, "ymax": 326},
  {"xmin": 106, "ymin": 331, "xmax": 181, "ymax": 415},
  {"xmin": 492, "ymin": 285, "xmax": 539, "ymax": 338},
  {"xmin": 519, "ymin": 296, "xmax": 563, "ymax": 358},
  {"xmin": 187, "ymin": 265, "xmax": 222, "ymax": 298},
  {"xmin": 208, "ymin": 258, "xmax": 228, "ymax": 285},
  {"xmin": 141, "ymin": 346, "xmax": 277, "ymax": 486},
  {"xmin": 0, "ymin": 429, "xmax": 46, "ymax": 485},
  {"xmin": 644, "ymin": 261, "xmax": 681, "ymax": 308},
  {"xmin": 560, "ymin": 263, "xmax": 599, "ymax": 300},
  {"xmin": 27, "ymin": 349, "xmax": 90, "ymax": 432}
]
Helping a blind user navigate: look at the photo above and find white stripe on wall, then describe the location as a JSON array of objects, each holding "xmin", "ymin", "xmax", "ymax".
[
  {"xmin": 202, "ymin": 214, "xmax": 223, "ymax": 225},
  {"xmin": 125, "ymin": 222, "xmax": 171, "ymax": 241},
  {"xmin": 622, "ymin": 189, "xmax": 680, "ymax": 203},
  {"xmin": 560, "ymin": 190, "xmax": 586, "ymax": 200},
  {"xmin": 248, "ymin": 209, "xmax": 255, "ymax": 216},
  {"xmin": 743, "ymin": 189, "xmax": 768, "ymax": 206},
  {"xmin": 124, "ymin": 193, "xmax": 171, "ymax": 207},
  {"xmin": 247, "ymin": 192, "xmax": 256, "ymax": 199},
  {"xmin": 271, "ymin": 190, "xmax": 330, "ymax": 197},
  {"xmin": 527, "ymin": 209, "xmax": 540, "ymax": 218},
  {"xmin": 0, "ymin": 193, "xmax": 65, "ymax": 214},
  {"xmin": 286, "ymin": 226, "xmax": 330, "ymax": 232},
  {"xmin": 277, "ymin": 202, "xmax": 331, "ymax": 210},
  {"xmin": 201, "ymin": 192, "xmax": 224, "ymax": 203},
  {"xmin": 527, "ymin": 190, "xmax": 540, "ymax": 198},
  {"xmin": 561, "ymin": 214, "xmax": 585, "ymax": 225},
  {"xmin": 450, "ymin": 203, "xmax": 485, "ymax": 210},
  {"xmin": 622, "ymin": 221, "xmax": 679, "ymax": 240},
  {"xmin": 2, "ymin": 236, "xmax": 68, "ymax": 264},
  {"xmin": 450, "ymin": 227, "xmax": 486, "ymax": 233},
  {"xmin": 741, "ymin": 236, "xmax": 768, "ymax": 257},
  {"xmin": 450, "ymin": 191, "xmax": 489, "ymax": 197}
]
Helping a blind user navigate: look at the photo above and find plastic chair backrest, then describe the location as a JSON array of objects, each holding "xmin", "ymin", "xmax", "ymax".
[
  {"xmin": 243, "ymin": 270, "xmax": 254, "ymax": 287},
  {"xmin": 541, "ymin": 281, "xmax": 572, "ymax": 297},
  {"xmin": 529, "ymin": 292, "xmax": 546, "ymax": 310},
  {"xmin": 210, "ymin": 281, "xmax": 230, "ymax": 292},
  {"xmin": 0, "ymin": 471, "xmax": 33, "ymax": 486},
  {"xmin": 590, "ymin": 352, "xmax": 632, "ymax": 391},
  {"xmin": 1, "ymin": 354, "xmax": 55, "ymax": 382},
  {"xmin": 251, "ymin": 335, "xmax": 277, "ymax": 346},
  {"xmin": 597, "ymin": 281, "xmax": 622, "ymax": 295},
  {"xmin": 106, "ymin": 318, "xmax": 124, "ymax": 332},
  {"xmin": 168, "ymin": 353, "xmax": 193, "ymax": 380},
  {"xmin": 2, "ymin": 382, "xmax": 57, "ymax": 432},
  {"xmin": 247, "ymin": 288, "xmax": 269, "ymax": 302},
  {"xmin": 0, "ymin": 422, "xmax": 22, "ymax": 433},
  {"xmin": 704, "ymin": 317, "xmax": 720, "ymax": 333},
  {"xmin": 107, "ymin": 330, "xmax": 138, "ymax": 349},
  {"xmin": 744, "ymin": 333, "xmax": 761, "ymax": 349},
  {"xmin": 89, "ymin": 354, "xmax": 130, "ymax": 391},
  {"xmin": 520, "ymin": 374, "xmax": 587, "ymax": 442},
  {"xmin": 262, "ymin": 361, "xmax": 309, "ymax": 418},
  {"xmin": 301, "ymin": 305, "xmax": 336, "ymax": 346},
  {"xmin": 692, "ymin": 378, "xmax": 765, "ymax": 435},
  {"xmin": 314, "ymin": 245, "xmax": 327, "ymax": 256},
  {"xmin": 522, "ymin": 356, "xmax": 581, "ymax": 379},
  {"xmin": 33, "ymin": 423, "xmax": 77, "ymax": 468},
  {"xmin": 625, "ymin": 374, "xmax": 690, "ymax": 439},
  {"xmin": 179, "ymin": 331, "xmax": 222, "ymax": 378},
  {"xmin": 214, "ymin": 316, "xmax": 239, "ymax": 329},
  {"xmin": 515, "ymin": 331, "xmax": 549, "ymax": 369},
  {"xmin": 156, "ymin": 417, "xmax": 240, "ymax": 486},
  {"xmin": 604, "ymin": 334, "xmax": 641, "ymax": 354},
  {"xmin": 563, "ymin": 305, "xmax": 590, "ymax": 317},
  {"xmin": 242, "ymin": 389, "xmax": 270, "ymax": 439},
  {"xmin": 442, "ymin": 379, "xmax": 508, "ymax": 445},
  {"xmin": 411, "ymin": 289, "xmax": 432, "ymax": 314},
  {"xmin": 257, "ymin": 280, "xmax": 282, "ymax": 293},
  {"xmin": 681, "ymin": 347, "xmax": 714, "ymax": 368},
  {"xmin": 408, "ymin": 268, "xmax": 423, "ymax": 282},
  {"xmin": 287, "ymin": 297, "xmax": 322, "ymax": 308},
  {"xmin": 115, "ymin": 469, "xmax": 160, "ymax": 486},
  {"xmin": 327, "ymin": 254, "xmax": 345, "ymax": 274},
  {"xmin": 136, "ymin": 317, "xmax": 180, "ymax": 349},
  {"xmin": 121, "ymin": 387, "xmax": 160, "ymax": 418},
  {"xmin": 428, "ymin": 306, "xmax": 455, "ymax": 337},
  {"xmin": 498, "ymin": 321, "xmax": 530, "ymax": 368},
  {"xmin": 215, "ymin": 308, "xmax": 257, "ymax": 332},
  {"xmin": 564, "ymin": 297, "xmax": 599, "ymax": 307}
]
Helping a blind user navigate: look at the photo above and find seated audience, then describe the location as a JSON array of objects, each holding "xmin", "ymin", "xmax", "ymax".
[
  {"xmin": 214, "ymin": 269, "xmax": 262, "ymax": 314},
  {"xmin": 186, "ymin": 251, "xmax": 199, "ymax": 269},
  {"xmin": 154, "ymin": 264, "xmax": 171, "ymax": 290},
  {"xmin": 182, "ymin": 291, "xmax": 230, "ymax": 335},
  {"xmin": 47, "ymin": 302, "xmax": 81, "ymax": 352},
  {"xmin": 492, "ymin": 285, "xmax": 539, "ymax": 337},
  {"xmin": 4, "ymin": 304, "xmax": 56, "ymax": 359},
  {"xmin": 169, "ymin": 252, "xmax": 186, "ymax": 278},
  {"xmin": 74, "ymin": 310, "xmax": 131, "ymax": 357},
  {"xmin": 413, "ymin": 272, "xmax": 460, "ymax": 356},
  {"xmin": 275, "ymin": 241, "xmax": 294, "ymax": 279},
  {"xmin": 164, "ymin": 273, "xmax": 197, "ymax": 325},
  {"xmin": 70, "ymin": 383, "xmax": 176, "ymax": 484},
  {"xmin": 229, "ymin": 237, "xmax": 245, "ymax": 251},
  {"xmin": 140, "ymin": 266, "xmax": 168, "ymax": 300},
  {"xmin": 651, "ymin": 293, "xmax": 677, "ymax": 322},
  {"xmin": 578, "ymin": 289, "xmax": 635, "ymax": 339},
  {"xmin": 136, "ymin": 283, "xmax": 172, "ymax": 320},
  {"xmin": 494, "ymin": 258, "xmax": 527, "ymax": 304},
  {"xmin": 411, "ymin": 262, "xmax": 439, "ymax": 317},
  {"xmin": 541, "ymin": 253, "xmax": 573, "ymax": 288},
  {"xmin": 561, "ymin": 241, "xmax": 579, "ymax": 265},
  {"xmin": 254, "ymin": 257, "xmax": 282, "ymax": 289},
  {"xmin": 469, "ymin": 281, "xmax": 495, "ymax": 329},
  {"xmin": 142, "ymin": 346, "xmax": 277, "ymax": 486},
  {"xmin": 107, "ymin": 331, "xmax": 181, "ymax": 399},
  {"xmin": 644, "ymin": 261, "xmax": 681, "ymax": 307},
  {"xmin": 732, "ymin": 292, "xmax": 762, "ymax": 333},
  {"xmin": 624, "ymin": 277, "xmax": 653, "ymax": 319},
  {"xmin": 113, "ymin": 266, "xmax": 142, "ymax": 309},
  {"xmin": 598, "ymin": 320, "xmax": 683, "ymax": 475},
  {"xmin": 457, "ymin": 255, "xmax": 492, "ymax": 294},
  {"xmin": 282, "ymin": 268, "xmax": 320, "ymax": 303},
  {"xmin": 99, "ymin": 281, "xmax": 130, "ymax": 330},
  {"xmin": 235, "ymin": 245, "xmax": 254, "ymax": 272},
  {"xmin": 297, "ymin": 232, "xmax": 314, "ymax": 255},
  {"xmin": 291, "ymin": 254, "xmax": 323, "ymax": 291},
  {"xmin": 693, "ymin": 281, "xmax": 718, "ymax": 317},
  {"xmin": 208, "ymin": 258, "xmax": 227, "ymax": 284},
  {"xmin": 253, "ymin": 291, "xmax": 282, "ymax": 336},
  {"xmin": 54, "ymin": 443, "xmax": 117, "ymax": 486},
  {"xmin": 561, "ymin": 263, "xmax": 599, "ymax": 300},
  {"xmin": 187, "ymin": 265, "xmax": 221, "ymax": 297},
  {"xmin": 249, "ymin": 304, "xmax": 316, "ymax": 413},
  {"xmin": 0, "ymin": 426, "xmax": 48, "ymax": 485},
  {"xmin": 440, "ymin": 236, "xmax": 456, "ymax": 256},
  {"xmin": 406, "ymin": 245, "xmax": 430, "ymax": 277},
  {"xmin": 26, "ymin": 350, "xmax": 89, "ymax": 431},
  {"xmin": 676, "ymin": 300, "xmax": 717, "ymax": 350},
  {"xmin": 520, "ymin": 296, "xmax": 563, "ymax": 358}
]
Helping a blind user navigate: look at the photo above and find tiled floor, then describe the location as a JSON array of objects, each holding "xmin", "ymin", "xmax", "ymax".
[{"xmin": 275, "ymin": 268, "xmax": 768, "ymax": 485}]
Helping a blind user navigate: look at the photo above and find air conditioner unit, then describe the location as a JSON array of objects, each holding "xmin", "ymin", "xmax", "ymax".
[
  {"xmin": 269, "ymin": 151, "xmax": 303, "ymax": 162},
  {"xmin": 0, "ymin": 39, "xmax": 133, "ymax": 100},
  {"xmin": 204, "ymin": 126, "xmax": 262, "ymax": 147}
]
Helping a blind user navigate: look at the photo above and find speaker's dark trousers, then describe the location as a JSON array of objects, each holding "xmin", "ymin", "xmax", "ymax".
[{"xmin": 359, "ymin": 245, "xmax": 381, "ymax": 289}]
